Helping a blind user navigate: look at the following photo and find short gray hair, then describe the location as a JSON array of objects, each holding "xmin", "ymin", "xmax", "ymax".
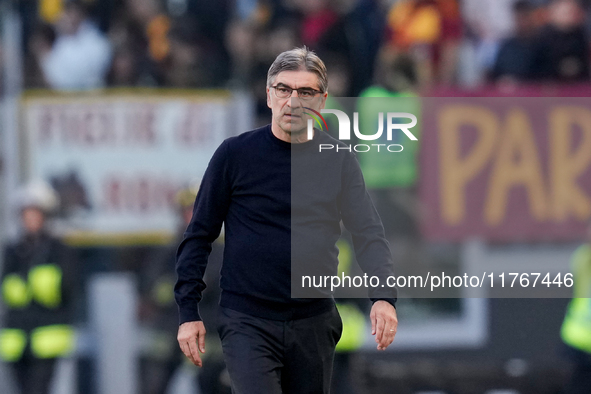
[{"xmin": 266, "ymin": 47, "xmax": 328, "ymax": 93}]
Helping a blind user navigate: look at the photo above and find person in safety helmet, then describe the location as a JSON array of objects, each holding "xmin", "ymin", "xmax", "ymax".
[
  {"xmin": 138, "ymin": 184, "xmax": 229, "ymax": 394},
  {"xmin": 0, "ymin": 180, "xmax": 77, "ymax": 394}
]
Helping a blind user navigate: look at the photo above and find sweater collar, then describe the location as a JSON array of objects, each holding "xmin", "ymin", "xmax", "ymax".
[{"xmin": 265, "ymin": 124, "xmax": 320, "ymax": 150}]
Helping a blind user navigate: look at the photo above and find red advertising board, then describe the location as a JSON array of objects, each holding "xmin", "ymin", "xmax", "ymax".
[{"xmin": 419, "ymin": 96, "xmax": 591, "ymax": 242}]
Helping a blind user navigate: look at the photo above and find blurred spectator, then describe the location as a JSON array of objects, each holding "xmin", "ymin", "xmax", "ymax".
[
  {"xmin": 365, "ymin": 46, "xmax": 419, "ymax": 97},
  {"xmin": 106, "ymin": 43, "xmax": 160, "ymax": 87},
  {"xmin": 107, "ymin": 44, "xmax": 142, "ymax": 86},
  {"xmin": 39, "ymin": 0, "xmax": 65, "ymax": 25},
  {"xmin": 491, "ymin": 0, "xmax": 546, "ymax": 84},
  {"xmin": 323, "ymin": 52, "xmax": 351, "ymax": 97},
  {"xmin": 462, "ymin": 0, "xmax": 517, "ymax": 84},
  {"xmin": 183, "ymin": 0, "xmax": 231, "ymax": 55},
  {"xmin": 294, "ymin": 0, "xmax": 339, "ymax": 47},
  {"xmin": 538, "ymin": 0, "xmax": 590, "ymax": 82},
  {"xmin": 37, "ymin": 1, "xmax": 112, "ymax": 90},
  {"xmin": 16, "ymin": 0, "xmax": 591, "ymax": 96},
  {"xmin": 463, "ymin": 0, "xmax": 515, "ymax": 51},
  {"xmin": 27, "ymin": 23, "xmax": 56, "ymax": 88},
  {"xmin": 386, "ymin": 0, "xmax": 462, "ymax": 87},
  {"xmin": 317, "ymin": 0, "xmax": 385, "ymax": 96},
  {"xmin": 0, "ymin": 181, "xmax": 77, "ymax": 394},
  {"xmin": 163, "ymin": 18, "xmax": 227, "ymax": 88},
  {"xmin": 115, "ymin": 0, "xmax": 229, "ymax": 88},
  {"xmin": 125, "ymin": 0, "xmax": 170, "ymax": 63},
  {"xmin": 234, "ymin": 0, "xmax": 263, "ymax": 21},
  {"xmin": 107, "ymin": 10, "xmax": 160, "ymax": 86},
  {"xmin": 225, "ymin": 19, "xmax": 258, "ymax": 89},
  {"xmin": 232, "ymin": 16, "xmax": 300, "ymax": 125}
]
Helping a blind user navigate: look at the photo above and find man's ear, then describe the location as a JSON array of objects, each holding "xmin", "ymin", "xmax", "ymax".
[
  {"xmin": 319, "ymin": 91, "xmax": 328, "ymax": 110},
  {"xmin": 266, "ymin": 88, "xmax": 271, "ymax": 109}
]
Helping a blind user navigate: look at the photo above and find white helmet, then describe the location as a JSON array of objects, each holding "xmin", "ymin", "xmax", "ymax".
[{"xmin": 15, "ymin": 180, "xmax": 60, "ymax": 213}]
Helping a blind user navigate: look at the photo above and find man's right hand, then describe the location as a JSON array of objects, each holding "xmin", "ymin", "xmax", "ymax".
[{"xmin": 177, "ymin": 321, "xmax": 206, "ymax": 367}]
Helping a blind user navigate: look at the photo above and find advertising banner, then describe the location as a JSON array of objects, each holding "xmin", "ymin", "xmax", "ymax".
[
  {"xmin": 420, "ymin": 97, "xmax": 591, "ymax": 242},
  {"xmin": 22, "ymin": 91, "xmax": 251, "ymax": 241}
]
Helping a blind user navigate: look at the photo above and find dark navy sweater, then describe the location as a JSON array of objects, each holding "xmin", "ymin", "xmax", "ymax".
[{"xmin": 175, "ymin": 124, "xmax": 396, "ymax": 324}]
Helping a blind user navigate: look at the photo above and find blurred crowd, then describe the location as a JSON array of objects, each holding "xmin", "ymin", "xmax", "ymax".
[
  {"xmin": 11, "ymin": 0, "xmax": 591, "ymax": 98},
  {"xmin": 3, "ymin": 2, "xmax": 591, "ymax": 394}
]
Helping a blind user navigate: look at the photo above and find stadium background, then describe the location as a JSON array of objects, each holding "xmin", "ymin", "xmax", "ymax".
[{"xmin": 0, "ymin": 0, "xmax": 590, "ymax": 393}]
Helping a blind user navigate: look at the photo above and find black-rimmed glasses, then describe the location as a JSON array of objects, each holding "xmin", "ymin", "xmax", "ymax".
[{"xmin": 271, "ymin": 85, "xmax": 323, "ymax": 100}]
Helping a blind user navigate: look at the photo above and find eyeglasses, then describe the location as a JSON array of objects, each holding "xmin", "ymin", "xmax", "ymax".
[{"xmin": 271, "ymin": 85, "xmax": 323, "ymax": 101}]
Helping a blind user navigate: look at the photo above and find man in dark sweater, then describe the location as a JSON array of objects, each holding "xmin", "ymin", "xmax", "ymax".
[{"xmin": 175, "ymin": 47, "xmax": 398, "ymax": 394}]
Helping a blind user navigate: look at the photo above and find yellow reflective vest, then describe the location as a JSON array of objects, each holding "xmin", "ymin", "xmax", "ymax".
[
  {"xmin": 335, "ymin": 239, "xmax": 367, "ymax": 353},
  {"xmin": 1, "ymin": 234, "xmax": 75, "ymax": 361},
  {"xmin": 3, "ymin": 264, "xmax": 63, "ymax": 310},
  {"xmin": 561, "ymin": 245, "xmax": 591, "ymax": 353},
  {"xmin": 335, "ymin": 302, "xmax": 366, "ymax": 352},
  {"xmin": 0, "ymin": 325, "xmax": 75, "ymax": 361}
]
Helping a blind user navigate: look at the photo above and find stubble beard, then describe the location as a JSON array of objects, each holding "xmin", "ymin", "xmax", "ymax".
[{"xmin": 280, "ymin": 120, "xmax": 309, "ymax": 142}]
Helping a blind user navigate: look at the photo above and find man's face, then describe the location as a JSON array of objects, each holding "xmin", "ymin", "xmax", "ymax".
[
  {"xmin": 21, "ymin": 207, "xmax": 45, "ymax": 235},
  {"xmin": 549, "ymin": 0, "xmax": 584, "ymax": 30},
  {"xmin": 267, "ymin": 70, "xmax": 327, "ymax": 136}
]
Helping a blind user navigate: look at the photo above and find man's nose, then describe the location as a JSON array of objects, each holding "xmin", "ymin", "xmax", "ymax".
[{"xmin": 287, "ymin": 93, "xmax": 301, "ymax": 106}]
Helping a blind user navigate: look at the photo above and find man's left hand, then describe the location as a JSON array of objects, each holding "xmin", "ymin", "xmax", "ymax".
[{"xmin": 370, "ymin": 300, "xmax": 398, "ymax": 351}]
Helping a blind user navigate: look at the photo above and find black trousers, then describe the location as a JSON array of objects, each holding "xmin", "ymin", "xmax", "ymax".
[
  {"xmin": 10, "ymin": 355, "xmax": 57, "ymax": 394},
  {"xmin": 217, "ymin": 305, "xmax": 343, "ymax": 394},
  {"xmin": 564, "ymin": 345, "xmax": 591, "ymax": 394},
  {"xmin": 139, "ymin": 353, "xmax": 183, "ymax": 394}
]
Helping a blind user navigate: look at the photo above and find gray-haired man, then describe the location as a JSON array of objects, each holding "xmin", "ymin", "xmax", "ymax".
[{"xmin": 175, "ymin": 47, "xmax": 398, "ymax": 393}]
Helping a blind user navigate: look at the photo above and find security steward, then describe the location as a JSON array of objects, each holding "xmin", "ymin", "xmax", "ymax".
[
  {"xmin": 139, "ymin": 186, "xmax": 229, "ymax": 394},
  {"xmin": 0, "ymin": 181, "xmax": 76, "ymax": 394}
]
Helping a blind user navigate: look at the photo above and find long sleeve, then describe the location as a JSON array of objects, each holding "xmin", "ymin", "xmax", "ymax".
[
  {"xmin": 340, "ymin": 152, "xmax": 397, "ymax": 307},
  {"xmin": 175, "ymin": 140, "xmax": 232, "ymax": 324}
]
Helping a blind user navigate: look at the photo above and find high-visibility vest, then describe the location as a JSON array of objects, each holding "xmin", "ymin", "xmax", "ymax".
[
  {"xmin": 335, "ymin": 302, "xmax": 366, "ymax": 352},
  {"xmin": 0, "ymin": 325, "xmax": 75, "ymax": 361},
  {"xmin": 151, "ymin": 274, "xmax": 176, "ymax": 308},
  {"xmin": 2, "ymin": 264, "xmax": 63, "ymax": 309},
  {"xmin": 561, "ymin": 245, "xmax": 591, "ymax": 353},
  {"xmin": 335, "ymin": 239, "xmax": 366, "ymax": 352},
  {"xmin": 1, "ymin": 263, "xmax": 74, "ymax": 361}
]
